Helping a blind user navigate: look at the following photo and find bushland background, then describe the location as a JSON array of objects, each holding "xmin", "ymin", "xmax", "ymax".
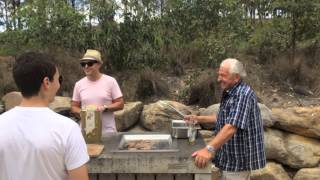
[{"xmin": 0, "ymin": 0, "xmax": 320, "ymax": 108}]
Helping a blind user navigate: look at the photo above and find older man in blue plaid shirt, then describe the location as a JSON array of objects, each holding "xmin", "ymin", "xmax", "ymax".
[{"xmin": 185, "ymin": 58, "xmax": 266, "ymax": 180}]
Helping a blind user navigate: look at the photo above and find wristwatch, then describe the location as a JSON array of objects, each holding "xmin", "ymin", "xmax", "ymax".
[
  {"xmin": 103, "ymin": 105, "xmax": 109, "ymax": 112},
  {"xmin": 206, "ymin": 145, "xmax": 216, "ymax": 154}
]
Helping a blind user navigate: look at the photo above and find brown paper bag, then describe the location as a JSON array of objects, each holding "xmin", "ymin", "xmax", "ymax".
[{"xmin": 80, "ymin": 110, "xmax": 102, "ymax": 144}]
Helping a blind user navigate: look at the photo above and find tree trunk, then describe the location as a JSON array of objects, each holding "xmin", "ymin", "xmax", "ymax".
[
  {"xmin": 16, "ymin": 0, "xmax": 22, "ymax": 29},
  {"xmin": 11, "ymin": 0, "xmax": 16, "ymax": 29},
  {"xmin": 4, "ymin": 0, "xmax": 10, "ymax": 30},
  {"xmin": 71, "ymin": 0, "xmax": 75, "ymax": 8},
  {"xmin": 291, "ymin": 1, "xmax": 297, "ymax": 63},
  {"xmin": 160, "ymin": 0, "xmax": 164, "ymax": 16}
]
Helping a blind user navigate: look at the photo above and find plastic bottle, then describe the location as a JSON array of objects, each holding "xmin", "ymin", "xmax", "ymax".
[{"xmin": 188, "ymin": 121, "xmax": 196, "ymax": 144}]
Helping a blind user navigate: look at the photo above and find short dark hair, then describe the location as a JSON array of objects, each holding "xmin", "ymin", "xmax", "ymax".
[{"xmin": 13, "ymin": 52, "xmax": 57, "ymax": 98}]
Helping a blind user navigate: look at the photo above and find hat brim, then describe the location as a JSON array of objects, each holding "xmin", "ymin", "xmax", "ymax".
[{"xmin": 80, "ymin": 57, "xmax": 98, "ymax": 61}]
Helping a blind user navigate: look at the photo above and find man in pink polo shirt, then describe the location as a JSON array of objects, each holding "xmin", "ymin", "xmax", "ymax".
[{"xmin": 71, "ymin": 49, "xmax": 124, "ymax": 136}]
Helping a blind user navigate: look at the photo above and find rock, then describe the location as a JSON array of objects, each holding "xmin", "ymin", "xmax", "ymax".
[
  {"xmin": 0, "ymin": 100, "xmax": 4, "ymax": 114},
  {"xmin": 268, "ymin": 93, "xmax": 284, "ymax": 107},
  {"xmin": 0, "ymin": 56, "xmax": 14, "ymax": 61},
  {"xmin": 265, "ymin": 128, "xmax": 320, "ymax": 169},
  {"xmin": 199, "ymin": 104, "xmax": 219, "ymax": 129},
  {"xmin": 272, "ymin": 106, "xmax": 320, "ymax": 139},
  {"xmin": 285, "ymin": 134, "xmax": 320, "ymax": 168},
  {"xmin": 2, "ymin": 91, "xmax": 22, "ymax": 111},
  {"xmin": 198, "ymin": 103, "xmax": 273, "ymax": 129},
  {"xmin": 140, "ymin": 100, "xmax": 193, "ymax": 132},
  {"xmin": 199, "ymin": 130, "xmax": 215, "ymax": 144},
  {"xmin": 115, "ymin": 101, "xmax": 143, "ymax": 131},
  {"xmin": 259, "ymin": 103, "xmax": 274, "ymax": 127},
  {"xmin": 127, "ymin": 123, "xmax": 149, "ymax": 133},
  {"xmin": 2, "ymin": 92, "xmax": 72, "ymax": 114},
  {"xmin": 293, "ymin": 168, "xmax": 320, "ymax": 180},
  {"xmin": 265, "ymin": 128, "xmax": 287, "ymax": 161},
  {"xmin": 199, "ymin": 130, "xmax": 214, "ymax": 139},
  {"xmin": 49, "ymin": 96, "xmax": 71, "ymax": 113},
  {"xmin": 251, "ymin": 162, "xmax": 291, "ymax": 180}
]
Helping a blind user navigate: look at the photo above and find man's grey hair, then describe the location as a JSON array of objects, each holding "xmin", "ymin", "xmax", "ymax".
[{"xmin": 220, "ymin": 58, "xmax": 247, "ymax": 78}]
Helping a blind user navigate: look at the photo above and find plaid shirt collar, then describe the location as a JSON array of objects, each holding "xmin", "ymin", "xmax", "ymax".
[{"xmin": 222, "ymin": 80, "xmax": 243, "ymax": 98}]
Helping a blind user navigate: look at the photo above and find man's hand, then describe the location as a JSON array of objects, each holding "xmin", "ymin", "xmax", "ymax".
[
  {"xmin": 192, "ymin": 147, "xmax": 214, "ymax": 168},
  {"xmin": 184, "ymin": 115, "xmax": 197, "ymax": 124},
  {"xmin": 97, "ymin": 105, "xmax": 107, "ymax": 112}
]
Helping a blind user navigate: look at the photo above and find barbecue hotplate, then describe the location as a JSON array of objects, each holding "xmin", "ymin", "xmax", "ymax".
[{"xmin": 112, "ymin": 133, "xmax": 179, "ymax": 152}]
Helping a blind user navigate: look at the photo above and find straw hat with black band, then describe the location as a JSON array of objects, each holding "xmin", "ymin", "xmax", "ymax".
[{"xmin": 80, "ymin": 49, "xmax": 103, "ymax": 64}]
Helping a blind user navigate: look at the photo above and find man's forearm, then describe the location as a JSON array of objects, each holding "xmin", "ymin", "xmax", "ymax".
[
  {"xmin": 71, "ymin": 106, "xmax": 81, "ymax": 114},
  {"xmin": 195, "ymin": 115, "xmax": 217, "ymax": 123},
  {"xmin": 106, "ymin": 101, "xmax": 124, "ymax": 111},
  {"xmin": 208, "ymin": 124, "xmax": 237, "ymax": 150},
  {"xmin": 70, "ymin": 106, "xmax": 81, "ymax": 119},
  {"xmin": 105, "ymin": 97, "xmax": 124, "ymax": 112}
]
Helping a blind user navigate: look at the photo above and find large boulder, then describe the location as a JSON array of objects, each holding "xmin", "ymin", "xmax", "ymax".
[
  {"xmin": 198, "ymin": 103, "xmax": 273, "ymax": 129},
  {"xmin": 49, "ymin": 96, "xmax": 71, "ymax": 113},
  {"xmin": 259, "ymin": 103, "xmax": 274, "ymax": 127},
  {"xmin": 199, "ymin": 130, "xmax": 215, "ymax": 144},
  {"xmin": 0, "ymin": 100, "xmax": 5, "ymax": 114},
  {"xmin": 265, "ymin": 128, "xmax": 320, "ymax": 169},
  {"xmin": 140, "ymin": 100, "xmax": 193, "ymax": 132},
  {"xmin": 2, "ymin": 91, "xmax": 22, "ymax": 111},
  {"xmin": 2, "ymin": 91, "xmax": 71, "ymax": 114},
  {"xmin": 115, "ymin": 101, "xmax": 143, "ymax": 131},
  {"xmin": 127, "ymin": 123, "xmax": 148, "ymax": 133},
  {"xmin": 272, "ymin": 106, "xmax": 320, "ymax": 139},
  {"xmin": 293, "ymin": 168, "xmax": 320, "ymax": 180},
  {"xmin": 199, "ymin": 104, "xmax": 219, "ymax": 129},
  {"xmin": 251, "ymin": 162, "xmax": 291, "ymax": 180},
  {"xmin": 264, "ymin": 128, "xmax": 287, "ymax": 162}
]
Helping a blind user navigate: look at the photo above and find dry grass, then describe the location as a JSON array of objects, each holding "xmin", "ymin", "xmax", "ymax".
[
  {"xmin": 0, "ymin": 56, "xmax": 16, "ymax": 97},
  {"xmin": 187, "ymin": 69, "xmax": 221, "ymax": 107},
  {"xmin": 267, "ymin": 51, "xmax": 319, "ymax": 94},
  {"xmin": 48, "ymin": 50, "xmax": 84, "ymax": 96},
  {"xmin": 136, "ymin": 68, "xmax": 169, "ymax": 100}
]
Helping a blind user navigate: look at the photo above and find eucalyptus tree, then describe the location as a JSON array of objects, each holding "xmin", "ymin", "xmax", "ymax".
[{"xmin": 0, "ymin": 0, "xmax": 23, "ymax": 30}]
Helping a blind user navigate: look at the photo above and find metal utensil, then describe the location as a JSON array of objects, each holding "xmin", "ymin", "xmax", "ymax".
[{"xmin": 159, "ymin": 101, "xmax": 186, "ymax": 118}]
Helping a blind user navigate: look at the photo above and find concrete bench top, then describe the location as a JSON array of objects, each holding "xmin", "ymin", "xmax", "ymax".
[{"xmin": 88, "ymin": 132, "xmax": 211, "ymax": 174}]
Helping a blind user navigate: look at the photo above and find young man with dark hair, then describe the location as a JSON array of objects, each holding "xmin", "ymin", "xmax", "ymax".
[{"xmin": 0, "ymin": 52, "xmax": 89, "ymax": 180}]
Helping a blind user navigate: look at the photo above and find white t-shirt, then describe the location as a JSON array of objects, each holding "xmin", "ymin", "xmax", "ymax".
[
  {"xmin": 0, "ymin": 106, "xmax": 90, "ymax": 180},
  {"xmin": 72, "ymin": 74, "xmax": 123, "ymax": 134}
]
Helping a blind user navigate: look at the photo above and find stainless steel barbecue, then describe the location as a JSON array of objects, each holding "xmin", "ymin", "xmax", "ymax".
[
  {"xmin": 113, "ymin": 133, "xmax": 179, "ymax": 152},
  {"xmin": 171, "ymin": 120, "xmax": 201, "ymax": 139}
]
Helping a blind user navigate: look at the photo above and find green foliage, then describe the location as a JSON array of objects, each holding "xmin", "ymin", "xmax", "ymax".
[
  {"xmin": 18, "ymin": 0, "xmax": 86, "ymax": 50},
  {"xmin": 249, "ymin": 21, "xmax": 291, "ymax": 62},
  {"xmin": 0, "ymin": 0, "xmax": 319, "ymax": 70}
]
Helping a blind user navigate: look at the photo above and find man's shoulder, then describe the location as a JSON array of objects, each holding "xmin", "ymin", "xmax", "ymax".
[
  {"xmin": 0, "ymin": 107, "xmax": 22, "ymax": 121},
  {"xmin": 75, "ymin": 77, "xmax": 88, "ymax": 84},
  {"xmin": 0, "ymin": 108, "xmax": 79, "ymax": 132},
  {"xmin": 101, "ymin": 74, "xmax": 120, "ymax": 87},
  {"xmin": 237, "ymin": 81, "xmax": 254, "ymax": 93},
  {"xmin": 233, "ymin": 81, "xmax": 257, "ymax": 101},
  {"xmin": 51, "ymin": 112, "xmax": 79, "ymax": 127},
  {"xmin": 33, "ymin": 109, "xmax": 79, "ymax": 129},
  {"xmin": 102, "ymin": 74, "xmax": 117, "ymax": 82},
  {"xmin": 0, "ymin": 110, "xmax": 12, "ymax": 124}
]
